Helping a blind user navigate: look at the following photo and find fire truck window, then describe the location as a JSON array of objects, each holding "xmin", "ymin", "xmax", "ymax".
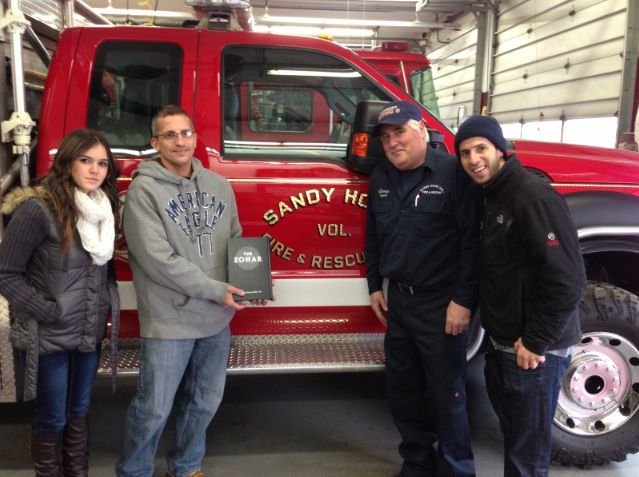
[
  {"xmin": 87, "ymin": 42, "xmax": 182, "ymax": 157},
  {"xmin": 384, "ymin": 74, "xmax": 401, "ymax": 88},
  {"xmin": 222, "ymin": 46, "xmax": 391, "ymax": 163},
  {"xmin": 247, "ymin": 83, "xmax": 313, "ymax": 134},
  {"xmin": 409, "ymin": 68, "xmax": 440, "ymax": 119}
]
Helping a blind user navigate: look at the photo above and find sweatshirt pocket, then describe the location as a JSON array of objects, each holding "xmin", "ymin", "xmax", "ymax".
[
  {"xmin": 144, "ymin": 267, "xmax": 229, "ymax": 324},
  {"xmin": 145, "ymin": 280, "xmax": 191, "ymax": 319}
]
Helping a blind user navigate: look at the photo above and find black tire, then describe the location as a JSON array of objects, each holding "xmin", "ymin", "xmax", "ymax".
[{"xmin": 551, "ymin": 281, "xmax": 639, "ymax": 468}]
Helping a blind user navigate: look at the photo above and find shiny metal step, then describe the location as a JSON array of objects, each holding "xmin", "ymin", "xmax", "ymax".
[{"xmin": 98, "ymin": 333, "xmax": 387, "ymax": 376}]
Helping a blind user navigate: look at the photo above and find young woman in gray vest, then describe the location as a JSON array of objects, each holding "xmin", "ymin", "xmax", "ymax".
[{"xmin": 0, "ymin": 128, "xmax": 121, "ymax": 477}]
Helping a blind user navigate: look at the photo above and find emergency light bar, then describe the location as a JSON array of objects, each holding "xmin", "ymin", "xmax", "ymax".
[
  {"xmin": 185, "ymin": 0, "xmax": 251, "ymax": 9},
  {"xmin": 382, "ymin": 42, "xmax": 409, "ymax": 52}
]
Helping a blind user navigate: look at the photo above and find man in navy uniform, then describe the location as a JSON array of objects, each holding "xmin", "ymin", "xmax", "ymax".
[{"xmin": 366, "ymin": 100, "xmax": 479, "ymax": 477}]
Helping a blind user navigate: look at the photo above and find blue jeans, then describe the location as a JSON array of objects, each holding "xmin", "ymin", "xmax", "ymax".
[
  {"xmin": 115, "ymin": 327, "xmax": 231, "ymax": 477},
  {"xmin": 485, "ymin": 346, "xmax": 571, "ymax": 477},
  {"xmin": 28, "ymin": 348, "xmax": 101, "ymax": 434}
]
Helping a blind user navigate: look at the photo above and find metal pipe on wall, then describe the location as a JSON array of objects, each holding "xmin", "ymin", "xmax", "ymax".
[
  {"xmin": 63, "ymin": 0, "xmax": 75, "ymax": 28},
  {"xmin": 8, "ymin": 0, "xmax": 30, "ymax": 188},
  {"xmin": 9, "ymin": 0, "xmax": 26, "ymax": 118},
  {"xmin": 0, "ymin": 2, "xmax": 7, "ymax": 240},
  {"xmin": 24, "ymin": 26, "xmax": 51, "ymax": 68},
  {"xmin": 75, "ymin": 0, "xmax": 112, "ymax": 25}
]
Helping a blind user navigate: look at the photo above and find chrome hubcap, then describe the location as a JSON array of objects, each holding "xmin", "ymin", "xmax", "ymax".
[{"xmin": 555, "ymin": 332, "xmax": 639, "ymax": 435}]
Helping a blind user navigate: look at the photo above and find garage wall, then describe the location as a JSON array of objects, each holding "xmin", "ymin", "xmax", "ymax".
[
  {"xmin": 491, "ymin": 0, "xmax": 626, "ymax": 124},
  {"xmin": 20, "ymin": 0, "xmax": 93, "ymax": 30},
  {"xmin": 425, "ymin": 13, "xmax": 479, "ymax": 129}
]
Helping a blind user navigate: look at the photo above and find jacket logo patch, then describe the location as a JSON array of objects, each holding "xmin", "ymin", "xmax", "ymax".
[
  {"xmin": 420, "ymin": 184, "xmax": 444, "ymax": 195},
  {"xmin": 548, "ymin": 233, "xmax": 559, "ymax": 246},
  {"xmin": 496, "ymin": 215, "xmax": 504, "ymax": 224},
  {"xmin": 378, "ymin": 188, "xmax": 390, "ymax": 197}
]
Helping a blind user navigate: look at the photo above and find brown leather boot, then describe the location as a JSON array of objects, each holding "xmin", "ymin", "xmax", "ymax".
[
  {"xmin": 62, "ymin": 415, "xmax": 89, "ymax": 477},
  {"xmin": 31, "ymin": 429, "xmax": 63, "ymax": 477}
]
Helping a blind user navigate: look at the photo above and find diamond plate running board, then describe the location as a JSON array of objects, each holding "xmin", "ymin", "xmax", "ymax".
[{"xmin": 98, "ymin": 333, "xmax": 386, "ymax": 376}]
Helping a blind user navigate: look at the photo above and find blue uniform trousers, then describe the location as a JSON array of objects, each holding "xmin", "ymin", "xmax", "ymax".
[{"xmin": 385, "ymin": 285, "xmax": 475, "ymax": 477}]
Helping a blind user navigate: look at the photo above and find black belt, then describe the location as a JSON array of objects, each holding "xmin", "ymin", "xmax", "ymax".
[{"xmin": 390, "ymin": 280, "xmax": 452, "ymax": 295}]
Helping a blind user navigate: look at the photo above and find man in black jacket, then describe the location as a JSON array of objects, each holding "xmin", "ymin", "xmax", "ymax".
[
  {"xmin": 455, "ymin": 115, "xmax": 585, "ymax": 477},
  {"xmin": 366, "ymin": 100, "xmax": 479, "ymax": 477}
]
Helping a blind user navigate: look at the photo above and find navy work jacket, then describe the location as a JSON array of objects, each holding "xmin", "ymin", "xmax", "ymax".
[{"xmin": 365, "ymin": 145, "xmax": 480, "ymax": 309}]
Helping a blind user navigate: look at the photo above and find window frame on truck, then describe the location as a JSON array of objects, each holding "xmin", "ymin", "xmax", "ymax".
[
  {"xmin": 86, "ymin": 40, "xmax": 184, "ymax": 157},
  {"xmin": 220, "ymin": 45, "xmax": 394, "ymax": 166}
]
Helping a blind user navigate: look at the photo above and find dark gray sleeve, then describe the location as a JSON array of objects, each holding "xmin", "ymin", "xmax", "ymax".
[{"xmin": 0, "ymin": 200, "xmax": 61, "ymax": 324}]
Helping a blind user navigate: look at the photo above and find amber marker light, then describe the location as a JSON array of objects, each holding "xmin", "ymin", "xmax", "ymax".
[
  {"xmin": 318, "ymin": 33, "xmax": 334, "ymax": 41},
  {"xmin": 352, "ymin": 133, "xmax": 369, "ymax": 156}
]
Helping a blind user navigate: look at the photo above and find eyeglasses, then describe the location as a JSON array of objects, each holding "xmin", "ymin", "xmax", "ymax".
[{"xmin": 154, "ymin": 130, "xmax": 195, "ymax": 140}]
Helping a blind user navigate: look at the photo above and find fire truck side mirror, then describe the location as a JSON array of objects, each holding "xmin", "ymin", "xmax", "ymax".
[
  {"xmin": 347, "ymin": 101, "xmax": 445, "ymax": 175},
  {"xmin": 347, "ymin": 101, "xmax": 388, "ymax": 176}
]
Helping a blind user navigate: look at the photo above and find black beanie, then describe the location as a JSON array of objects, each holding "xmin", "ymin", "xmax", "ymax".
[{"xmin": 454, "ymin": 115, "xmax": 508, "ymax": 160}]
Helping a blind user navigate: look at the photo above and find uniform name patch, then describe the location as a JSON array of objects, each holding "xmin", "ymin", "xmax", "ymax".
[{"xmin": 420, "ymin": 184, "xmax": 444, "ymax": 195}]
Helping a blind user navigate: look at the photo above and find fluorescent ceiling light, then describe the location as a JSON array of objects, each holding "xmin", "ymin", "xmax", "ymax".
[
  {"xmin": 255, "ymin": 25, "xmax": 375, "ymax": 36},
  {"xmin": 268, "ymin": 69, "xmax": 361, "ymax": 78},
  {"xmin": 94, "ymin": 8, "xmax": 193, "ymax": 20},
  {"xmin": 258, "ymin": 15, "xmax": 459, "ymax": 29}
]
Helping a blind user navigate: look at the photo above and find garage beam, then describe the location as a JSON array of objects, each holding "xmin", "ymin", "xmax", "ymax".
[
  {"xmin": 617, "ymin": 0, "xmax": 639, "ymax": 145},
  {"xmin": 472, "ymin": 12, "xmax": 495, "ymax": 114},
  {"xmin": 417, "ymin": 4, "xmax": 492, "ymax": 14}
]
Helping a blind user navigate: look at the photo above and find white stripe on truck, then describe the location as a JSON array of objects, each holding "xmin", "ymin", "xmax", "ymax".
[{"xmin": 117, "ymin": 278, "xmax": 374, "ymax": 310}]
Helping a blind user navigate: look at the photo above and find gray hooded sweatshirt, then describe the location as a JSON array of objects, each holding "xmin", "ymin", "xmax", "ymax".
[{"xmin": 123, "ymin": 157, "xmax": 241, "ymax": 339}]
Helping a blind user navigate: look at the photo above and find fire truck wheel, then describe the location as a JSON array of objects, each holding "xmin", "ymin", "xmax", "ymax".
[{"xmin": 551, "ymin": 281, "xmax": 639, "ymax": 468}]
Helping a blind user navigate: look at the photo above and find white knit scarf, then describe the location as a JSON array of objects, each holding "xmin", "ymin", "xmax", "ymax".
[{"xmin": 74, "ymin": 188, "xmax": 115, "ymax": 266}]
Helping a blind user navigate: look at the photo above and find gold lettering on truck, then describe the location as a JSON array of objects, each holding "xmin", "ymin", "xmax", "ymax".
[
  {"xmin": 261, "ymin": 189, "xmax": 366, "ymax": 268},
  {"xmin": 317, "ymin": 224, "xmax": 351, "ymax": 237}
]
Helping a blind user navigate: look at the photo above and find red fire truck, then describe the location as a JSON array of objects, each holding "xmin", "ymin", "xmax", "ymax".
[
  {"xmin": 357, "ymin": 44, "xmax": 440, "ymax": 120},
  {"xmin": 1, "ymin": 4, "xmax": 638, "ymax": 469}
]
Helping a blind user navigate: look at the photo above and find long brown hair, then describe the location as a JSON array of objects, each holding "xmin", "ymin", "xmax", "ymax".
[{"xmin": 41, "ymin": 129, "xmax": 121, "ymax": 255}]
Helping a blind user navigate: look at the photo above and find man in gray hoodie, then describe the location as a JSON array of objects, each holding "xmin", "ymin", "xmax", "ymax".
[{"xmin": 116, "ymin": 105, "xmax": 266, "ymax": 477}]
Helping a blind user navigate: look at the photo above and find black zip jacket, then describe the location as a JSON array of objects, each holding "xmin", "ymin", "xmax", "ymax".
[
  {"xmin": 366, "ymin": 146, "xmax": 479, "ymax": 309},
  {"xmin": 479, "ymin": 154, "xmax": 585, "ymax": 355}
]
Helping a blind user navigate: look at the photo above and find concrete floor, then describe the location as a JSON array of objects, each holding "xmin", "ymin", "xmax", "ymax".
[{"xmin": 1, "ymin": 356, "xmax": 638, "ymax": 477}]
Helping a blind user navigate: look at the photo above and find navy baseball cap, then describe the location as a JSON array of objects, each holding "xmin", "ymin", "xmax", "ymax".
[{"xmin": 371, "ymin": 100, "xmax": 423, "ymax": 137}]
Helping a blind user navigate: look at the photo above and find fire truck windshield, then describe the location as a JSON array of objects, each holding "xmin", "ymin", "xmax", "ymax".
[{"xmin": 409, "ymin": 67, "xmax": 440, "ymax": 119}]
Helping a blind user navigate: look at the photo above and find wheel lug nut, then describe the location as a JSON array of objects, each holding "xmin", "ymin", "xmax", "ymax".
[
  {"xmin": 590, "ymin": 401, "xmax": 596, "ymax": 407},
  {"xmin": 572, "ymin": 388, "xmax": 578, "ymax": 393},
  {"xmin": 578, "ymin": 398, "xmax": 585, "ymax": 403},
  {"xmin": 613, "ymin": 377, "xmax": 619, "ymax": 383},
  {"xmin": 606, "ymin": 367, "xmax": 612, "ymax": 372},
  {"xmin": 595, "ymin": 363, "xmax": 601, "ymax": 369},
  {"xmin": 574, "ymin": 375, "xmax": 580, "ymax": 381},
  {"xmin": 602, "ymin": 398, "xmax": 609, "ymax": 404},
  {"xmin": 582, "ymin": 365, "xmax": 589, "ymax": 371}
]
